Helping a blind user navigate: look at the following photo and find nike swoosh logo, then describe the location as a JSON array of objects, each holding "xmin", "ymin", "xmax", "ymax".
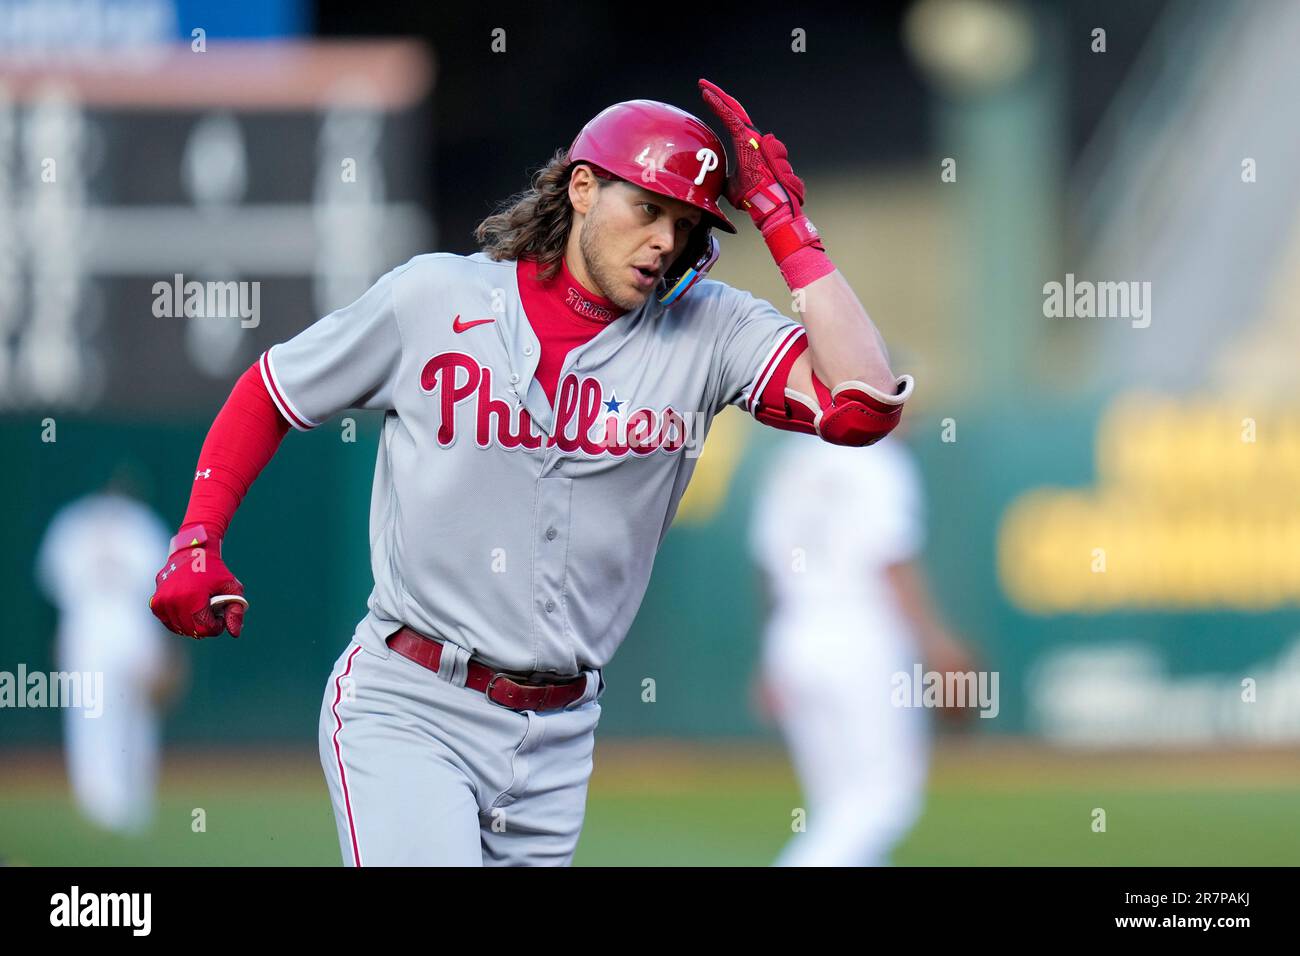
[{"xmin": 452, "ymin": 314, "xmax": 496, "ymax": 333}]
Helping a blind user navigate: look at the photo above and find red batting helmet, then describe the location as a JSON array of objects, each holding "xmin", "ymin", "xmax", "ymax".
[
  {"xmin": 568, "ymin": 99, "xmax": 737, "ymax": 235},
  {"xmin": 567, "ymin": 99, "xmax": 736, "ymax": 307}
]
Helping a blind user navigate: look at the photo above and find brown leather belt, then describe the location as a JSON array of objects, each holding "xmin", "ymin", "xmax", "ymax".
[{"xmin": 386, "ymin": 626, "xmax": 589, "ymax": 712}]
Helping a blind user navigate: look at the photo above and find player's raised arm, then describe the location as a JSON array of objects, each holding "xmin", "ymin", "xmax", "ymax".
[
  {"xmin": 148, "ymin": 263, "xmax": 408, "ymax": 639},
  {"xmin": 699, "ymin": 78, "xmax": 913, "ymax": 447}
]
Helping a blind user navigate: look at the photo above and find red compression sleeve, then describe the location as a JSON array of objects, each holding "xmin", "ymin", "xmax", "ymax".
[{"xmin": 180, "ymin": 360, "xmax": 291, "ymax": 540}]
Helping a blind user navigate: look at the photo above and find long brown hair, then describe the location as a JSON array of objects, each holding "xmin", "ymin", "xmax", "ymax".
[{"xmin": 474, "ymin": 149, "xmax": 610, "ymax": 281}]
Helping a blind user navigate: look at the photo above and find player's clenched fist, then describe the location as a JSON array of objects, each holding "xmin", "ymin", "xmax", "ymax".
[{"xmin": 149, "ymin": 523, "xmax": 248, "ymax": 639}]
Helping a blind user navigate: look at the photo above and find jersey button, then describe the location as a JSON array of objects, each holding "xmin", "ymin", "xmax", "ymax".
[
  {"xmin": 509, "ymin": 373, "xmax": 520, "ymax": 384},
  {"xmin": 523, "ymin": 344, "xmax": 534, "ymax": 356},
  {"xmin": 544, "ymin": 599, "xmax": 556, "ymax": 613},
  {"xmin": 545, "ymin": 527, "xmax": 557, "ymax": 540}
]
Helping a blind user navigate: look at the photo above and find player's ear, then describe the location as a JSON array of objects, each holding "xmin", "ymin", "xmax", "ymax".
[{"xmin": 568, "ymin": 164, "xmax": 602, "ymax": 216}]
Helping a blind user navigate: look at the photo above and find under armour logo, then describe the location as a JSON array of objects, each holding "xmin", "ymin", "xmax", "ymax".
[
  {"xmin": 195, "ymin": 468, "xmax": 211, "ymax": 480},
  {"xmin": 161, "ymin": 562, "xmax": 177, "ymax": 580}
]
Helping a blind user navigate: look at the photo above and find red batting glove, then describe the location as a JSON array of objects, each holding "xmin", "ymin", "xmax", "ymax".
[
  {"xmin": 149, "ymin": 524, "xmax": 247, "ymax": 639},
  {"xmin": 697, "ymin": 78, "xmax": 825, "ymax": 268}
]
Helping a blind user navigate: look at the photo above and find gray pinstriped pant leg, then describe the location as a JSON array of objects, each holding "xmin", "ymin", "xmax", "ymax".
[{"xmin": 318, "ymin": 639, "xmax": 601, "ymax": 866}]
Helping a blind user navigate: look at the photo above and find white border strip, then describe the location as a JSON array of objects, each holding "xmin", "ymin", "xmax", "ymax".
[
  {"xmin": 745, "ymin": 325, "xmax": 807, "ymax": 417},
  {"xmin": 259, "ymin": 348, "xmax": 319, "ymax": 431}
]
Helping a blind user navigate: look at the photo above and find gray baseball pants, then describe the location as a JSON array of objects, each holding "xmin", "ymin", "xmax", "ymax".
[{"xmin": 318, "ymin": 638, "xmax": 603, "ymax": 866}]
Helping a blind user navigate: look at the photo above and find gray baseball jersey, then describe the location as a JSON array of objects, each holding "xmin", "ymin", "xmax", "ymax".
[{"xmin": 261, "ymin": 251, "xmax": 806, "ymax": 677}]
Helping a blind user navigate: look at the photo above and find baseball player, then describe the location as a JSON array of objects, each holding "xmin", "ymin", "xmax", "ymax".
[
  {"xmin": 749, "ymin": 432, "xmax": 974, "ymax": 866},
  {"xmin": 37, "ymin": 482, "xmax": 179, "ymax": 835},
  {"xmin": 148, "ymin": 79, "xmax": 914, "ymax": 866}
]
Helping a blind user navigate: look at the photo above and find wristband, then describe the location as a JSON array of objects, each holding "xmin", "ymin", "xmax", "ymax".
[{"xmin": 169, "ymin": 523, "xmax": 218, "ymax": 556}]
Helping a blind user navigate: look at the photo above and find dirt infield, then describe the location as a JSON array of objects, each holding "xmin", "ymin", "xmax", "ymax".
[
  {"xmin": 6, "ymin": 737, "xmax": 1298, "ymax": 794},
  {"xmin": 4, "ymin": 738, "xmax": 1299, "ymax": 866},
  {"xmin": 591, "ymin": 739, "xmax": 1300, "ymax": 792}
]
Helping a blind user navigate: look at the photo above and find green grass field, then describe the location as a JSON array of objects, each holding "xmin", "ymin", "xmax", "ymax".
[{"xmin": 2, "ymin": 741, "xmax": 1297, "ymax": 866}]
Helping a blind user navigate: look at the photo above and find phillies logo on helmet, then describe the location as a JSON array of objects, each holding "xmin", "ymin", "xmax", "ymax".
[
  {"xmin": 634, "ymin": 143, "xmax": 719, "ymax": 188},
  {"xmin": 693, "ymin": 148, "xmax": 719, "ymax": 185},
  {"xmin": 420, "ymin": 351, "xmax": 700, "ymax": 457}
]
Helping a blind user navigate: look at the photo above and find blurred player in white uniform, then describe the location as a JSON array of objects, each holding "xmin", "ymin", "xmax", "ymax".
[
  {"xmin": 750, "ymin": 433, "xmax": 972, "ymax": 866},
  {"xmin": 36, "ymin": 484, "xmax": 178, "ymax": 835}
]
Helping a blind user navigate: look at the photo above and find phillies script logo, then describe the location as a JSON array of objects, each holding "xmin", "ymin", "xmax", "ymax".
[
  {"xmin": 420, "ymin": 351, "xmax": 702, "ymax": 457},
  {"xmin": 564, "ymin": 287, "xmax": 614, "ymax": 323}
]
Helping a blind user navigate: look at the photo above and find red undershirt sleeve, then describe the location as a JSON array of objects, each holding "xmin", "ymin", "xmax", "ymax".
[{"xmin": 180, "ymin": 362, "xmax": 292, "ymax": 540}]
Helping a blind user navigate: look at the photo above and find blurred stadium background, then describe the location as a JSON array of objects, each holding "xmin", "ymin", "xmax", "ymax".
[{"xmin": 3, "ymin": 0, "xmax": 1299, "ymax": 865}]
